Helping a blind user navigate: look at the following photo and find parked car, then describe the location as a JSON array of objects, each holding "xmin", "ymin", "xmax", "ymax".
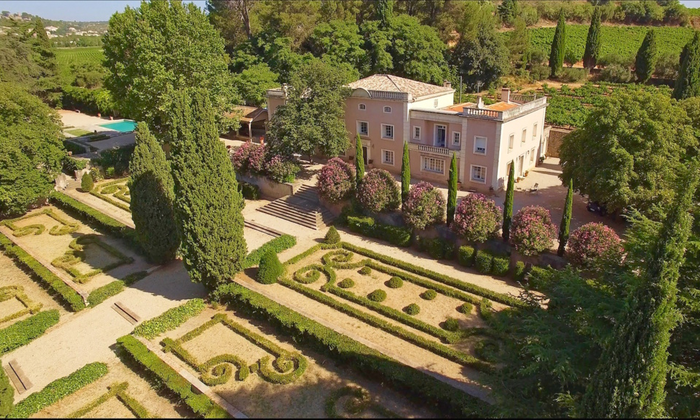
[{"xmin": 587, "ymin": 200, "xmax": 608, "ymax": 216}]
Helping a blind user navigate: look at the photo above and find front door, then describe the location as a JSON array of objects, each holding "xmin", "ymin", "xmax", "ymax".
[
  {"xmin": 362, "ymin": 146, "xmax": 368, "ymax": 165},
  {"xmin": 435, "ymin": 125, "xmax": 446, "ymax": 148}
]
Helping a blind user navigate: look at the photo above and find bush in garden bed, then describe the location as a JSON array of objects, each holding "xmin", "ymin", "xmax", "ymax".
[
  {"xmin": 356, "ymin": 169, "xmax": 400, "ymax": 213},
  {"xmin": 459, "ymin": 302, "xmax": 473, "ymax": 314},
  {"xmin": 404, "ymin": 303, "xmax": 420, "ymax": 315},
  {"xmin": 567, "ymin": 222, "xmax": 624, "ymax": 268},
  {"xmin": 417, "ymin": 236, "xmax": 455, "ymax": 260},
  {"xmin": 0, "ymin": 310, "xmax": 60, "ymax": 356},
  {"xmin": 238, "ymin": 181, "xmax": 260, "ymax": 200},
  {"xmin": 243, "ymin": 235, "xmax": 296, "ymax": 268},
  {"xmin": 134, "ymin": 299, "xmax": 206, "ymax": 339},
  {"xmin": 510, "ymin": 206, "xmax": 556, "ymax": 256},
  {"xmin": 492, "ymin": 255, "xmax": 510, "ymax": 277},
  {"xmin": 338, "ymin": 278, "xmax": 355, "ymax": 288},
  {"xmin": 514, "ymin": 261, "xmax": 528, "ymax": 282},
  {"xmin": 324, "ymin": 226, "xmax": 341, "ymax": 244},
  {"xmin": 386, "ymin": 276, "xmax": 403, "ymax": 289},
  {"xmin": 442, "ymin": 317, "xmax": 460, "ymax": 332},
  {"xmin": 80, "ymin": 172, "xmax": 94, "ymax": 192},
  {"xmin": 346, "ymin": 215, "xmax": 412, "ymax": 247},
  {"xmin": 421, "ymin": 289, "xmax": 437, "ymax": 300},
  {"xmin": 474, "ymin": 339, "xmax": 500, "ymax": 363},
  {"xmin": 7, "ymin": 362, "xmax": 108, "ymax": 418},
  {"xmin": 359, "ymin": 266, "xmax": 371, "ymax": 275},
  {"xmin": 475, "ymin": 250, "xmax": 494, "ymax": 274},
  {"xmin": 402, "ymin": 182, "xmax": 446, "ymax": 230},
  {"xmin": 478, "ymin": 298, "xmax": 494, "ymax": 321},
  {"xmin": 452, "ymin": 194, "xmax": 502, "ymax": 243},
  {"xmin": 367, "ymin": 289, "xmax": 387, "ymax": 302},
  {"xmin": 317, "ymin": 158, "xmax": 356, "ymax": 203},
  {"xmin": 458, "ymin": 245, "xmax": 476, "ymax": 267},
  {"xmin": 257, "ymin": 251, "xmax": 284, "ymax": 284}
]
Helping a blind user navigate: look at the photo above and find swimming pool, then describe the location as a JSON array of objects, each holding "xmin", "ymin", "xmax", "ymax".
[{"xmin": 99, "ymin": 120, "xmax": 137, "ymax": 133}]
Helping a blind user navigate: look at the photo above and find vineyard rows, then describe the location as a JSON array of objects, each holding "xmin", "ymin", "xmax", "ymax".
[{"xmin": 55, "ymin": 47, "xmax": 104, "ymax": 85}]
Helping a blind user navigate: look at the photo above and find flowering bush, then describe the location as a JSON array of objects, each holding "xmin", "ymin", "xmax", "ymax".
[
  {"xmin": 510, "ymin": 206, "xmax": 556, "ymax": 256},
  {"xmin": 357, "ymin": 169, "xmax": 400, "ymax": 213},
  {"xmin": 317, "ymin": 158, "xmax": 355, "ymax": 203},
  {"xmin": 403, "ymin": 182, "xmax": 446, "ymax": 230},
  {"xmin": 231, "ymin": 142, "xmax": 265, "ymax": 175},
  {"xmin": 265, "ymin": 155, "xmax": 299, "ymax": 183},
  {"xmin": 451, "ymin": 194, "xmax": 502, "ymax": 243},
  {"xmin": 247, "ymin": 143, "xmax": 265, "ymax": 174},
  {"xmin": 567, "ymin": 222, "xmax": 623, "ymax": 268}
]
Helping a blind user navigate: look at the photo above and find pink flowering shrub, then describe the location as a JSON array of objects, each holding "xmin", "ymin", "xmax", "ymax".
[
  {"xmin": 451, "ymin": 193, "xmax": 502, "ymax": 243},
  {"xmin": 567, "ymin": 222, "xmax": 623, "ymax": 267},
  {"xmin": 403, "ymin": 182, "xmax": 446, "ymax": 230},
  {"xmin": 317, "ymin": 158, "xmax": 356, "ymax": 202},
  {"xmin": 357, "ymin": 169, "xmax": 400, "ymax": 213},
  {"xmin": 231, "ymin": 142, "xmax": 265, "ymax": 175},
  {"xmin": 231, "ymin": 142, "xmax": 252, "ymax": 172},
  {"xmin": 510, "ymin": 206, "xmax": 557, "ymax": 256},
  {"xmin": 266, "ymin": 155, "xmax": 299, "ymax": 183}
]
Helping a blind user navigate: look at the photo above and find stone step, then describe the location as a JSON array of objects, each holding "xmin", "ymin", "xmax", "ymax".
[
  {"xmin": 244, "ymin": 220, "xmax": 282, "ymax": 238},
  {"xmin": 257, "ymin": 202, "xmax": 320, "ymax": 230}
]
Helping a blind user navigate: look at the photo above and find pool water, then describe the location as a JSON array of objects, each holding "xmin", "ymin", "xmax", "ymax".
[{"xmin": 99, "ymin": 120, "xmax": 137, "ymax": 132}]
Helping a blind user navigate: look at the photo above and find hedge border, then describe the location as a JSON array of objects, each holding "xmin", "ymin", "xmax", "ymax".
[
  {"xmin": 0, "ymin": 358, "xmax": 13, "ymax": 417},
  {"xmin": 51, "ymin": 234, "xmax": 134, "ymax": 284},
  {"xmin": 0, "ymin": 285, "xmax": 42, "ymax": 324},
  {"xmin": 0, "ymin": 232, "xmax": 85, "ymax": 312},
  {"xmin": 243, "ymin": 235, "xmax": 297, "ymax": 269},
  {"xmin": 67, "ymin": 381, "xmax": 151, "ymax": 419},
  {"xmin": 0, "ymin": 310, "xmax": 60, "ymax": 356},
  {"xmin": 1, "ymin": 208, "xmax": 79, "ymax": 237},
  {"xmin": 133, "ymin": 298, "xmax": 206, "ymax": 339},
  {"xmin": 211, "ymin": 282, "xmax": 490, "ymax": 418},
  {"xmin": 116, "ymin": 335, "xmax": 230, "ymax": 418},
  {"xmin": 8, "ymin": 362, "xmax": 108, "ymax": 418},
  {"xmin": 86, "ymin": 270, "xmax": 149, "ymax": 307}
]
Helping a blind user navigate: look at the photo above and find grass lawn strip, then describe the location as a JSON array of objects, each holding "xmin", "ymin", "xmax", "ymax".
[
  {"xmin": 7, "ymin": 362, "xmax": 108, "ymax": 418},
  {"xmin": 1, "ymin": 209, "xmax": 79, "ymax": 237},
  {"xmin": 162, "ymin": 313, "xmax": 307, "ymax": 386},
  {"xmin": 0, "ymin": 310, "xmax": 60, "ymax": 356},
  {"xmin": 51, "ymin": 234, "xmax": 134, "ymax": 284},
  {"xmin": 66, "ymin": 129, "xmax": 92, "ymax": 137},
  {"xmin": 0, "ymin": 286, "xmax": 42, "ymax": 324},
  {"xmin": 67, "ymin": 381, "xmax": 152, "ymax": 418}
]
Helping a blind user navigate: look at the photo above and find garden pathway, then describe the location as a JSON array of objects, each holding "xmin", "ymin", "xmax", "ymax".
[{"xmin": 3, "ymin": 260, "xmax": 207, "ymax": 403}]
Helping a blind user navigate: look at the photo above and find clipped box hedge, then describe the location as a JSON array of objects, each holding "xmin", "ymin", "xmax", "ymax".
[
  {"xmin": 0, "ymin": 361, "xmax": 13, "ymax": 417},
  {"xmin": 458, "ymin": 245, "xmax": 476, "ymax": 267},
  {"xmin": 492, "ymin": 255, "xmax": 510, "ymax": 277},
  {"xmin": 0, "ymin": 310, "xmax": 60, "ymax": 356},
  {"xmin": 133, "ymin": 299, "xmax": 206, "ymax": 339},
  {"xmin": 243, "ymin": 235, "xmax": 296, "ymax": 269},
  {"xmin": 117, "ymin": 335, "xmax": 229, "ymax": 418},
  {"xmin": 0, "ymin": 232, "xmax": 85, "ymax": 312},
  {"xmin": 346, "ymin": 216, "xmax": 411, "ymax": 247},
  {"xmin": 8, "ymin": 362, "xmax": 108, "ymax": 418},
  {"xmin": 211, "ymin": 282, "xmax": 489, "ymax": 418},
  {"xmin": 475, "ymin": 250, "xmax": 493, "ymax": 274}
]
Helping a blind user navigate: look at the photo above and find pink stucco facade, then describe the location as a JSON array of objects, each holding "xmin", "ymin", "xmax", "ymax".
[{"xmin": 267, "ymin": 76, "xmax": 548, "ymax": 193}]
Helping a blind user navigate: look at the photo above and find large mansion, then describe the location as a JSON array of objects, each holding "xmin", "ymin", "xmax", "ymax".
[{"xmin": 267, "ymin": 74, "xmax": 549, "ymax": 192}]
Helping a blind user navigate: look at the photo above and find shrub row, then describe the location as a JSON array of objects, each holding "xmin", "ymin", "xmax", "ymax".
[
  {"xmin": 8, "ymin": 362, "xmax": 108, "ymax": 418},
  {"xmin": 68, "ymin": 382, "xmax": 150, "ymax": 418},
  {"xmin": 0, "ymin": 360, "xmax": 13, "ymax": 417},
  {"xmin": 346, "ymin": 216, "xmax": 412, "ymax": 247},
  {"xmin": 0, "ymin": 310, "xmax": 60, "ymax": 356},
  {"xmin": 238, "ymin": 181, "xmax": 260, "ymax": 200},
  {"xmin": 0, "ymin": 232, "xmax": 85, "ymax": 311},
  {"xmin": 133, "ymin": 299, "xmax": 206, "ymax": 339},
  {"xmin": 89, "ymin": 189, "xmax": 132, "ymax": 213},
  {"xmin": 416, "ymin": 236, "xmax": 455, "ymax": 260},
  {"xmin": 243, "ymin": 235, "xmax": 297, "ymax": 269},
  {"xmin": 86, "ymin": 271, "xmax": 149, "ymax": 307},
  {"xmin": 211, "ymin": 282, "xmax": 490, "ymax": 417},
  {"xmin": 49, "ymin": 192, "xmax": 140, "ymax": 251},
  {"xmin": 116, "ymin": 335, "xmax": 229, "ymax": 418}
]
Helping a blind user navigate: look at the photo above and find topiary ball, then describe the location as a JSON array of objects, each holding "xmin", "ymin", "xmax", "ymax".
[
  {"xmin": 385, "ymin": 276, "xmax": 403, "ymax": 289},
  {"xmin": 458, "ymin": 302, "xmax": 473, "ymax": 315},
  {"xmin": 324, "ymin": 226, "xmax": 341, "ymax": 244},
  {"xmin": 420, "ymin": 289, "xmax": 437, "ymax": 300},
  {"xmin": 81, "ymin": 172, "xmax": 94, "ymax": 192},
  {"xmin": 442, "ymin": 317, "xmax": 460, "ymax": 332},
  {"xmin": 359, "ymin": 266, "xmax": 371, "ymax": 275},
  {"xmin": 367, "ymin": 289, "xmax": 387, "ymax": 302},
  {"xmin": 403, "ymin": 303, "xmax": 420, "ymax": 315},
  {"xmin": 338, "ymin": 278, "xmax": 355, "ymax": 289},
  {"xmin": 257, "ymin": 250, "xmax": 283, "ymax": 284}
]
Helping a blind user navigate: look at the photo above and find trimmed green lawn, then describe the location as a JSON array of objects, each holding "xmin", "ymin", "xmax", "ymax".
[{"xmin": 66, "ymin": 129, "xmax": 93, "ymax": 137}]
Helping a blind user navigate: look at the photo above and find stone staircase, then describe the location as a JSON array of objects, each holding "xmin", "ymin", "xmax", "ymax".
[{"xmin": 256, "ymin": 185, "xmax": 335, "ymax": 230}]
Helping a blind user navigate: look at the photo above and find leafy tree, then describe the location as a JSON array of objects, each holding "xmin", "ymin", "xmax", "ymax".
[
  {"xmin": 71, "ymin": 62, "xmax": 105, "ymax": 89},
  {"xmin": 305, "ymin": 19, "xmax": 367, "ymax": 80},
  {"xmin": 498, "ymin": 0, "xmax": 518, "ymax": 25},
  {"xmin": 103, "ymin": 0, "xmax": 239, "ymax": 140},
  {"xmin": 447, "ymin": 153, "xmax": 457, "ymax": 226},
  {"xmin": 559, "ymin": 89, "xmax": 696, "ymax": 220},
  {"xmin": 558, "ymin": 179, "xmax": 573, "ymax": 256},
  {"xmin": 583, "ymin": 6, "xmax": 602, "ymax": 69},
  {"xmin": 635, "ymin": 29, "xmax": 659, "ymax": 83},
  {"xmin": 581, "ymin": 163, "xmax": 700, "ymax": 418},
  {"xmin": 376, "ymin": 0, "xmax": 394, "ymax": 27},
  {"xmin": 232, "ymin": 63, "xmax": 279, "ymax": 107},
  {"xmin": 549, "ymin": 12, "xmax": 566, "ymax": 78},
  {"xmin": 0, "ymin": 83, "xmax": 65, "ymax": 217},
  {"xmin": 128, "ymin": 123, "xmax": 179, "ymax": 264},
  {"xmin": 206, "ymin": 0, "xmax": 259, "ymax": 52},
  {"xmin": 169, "ymin": 89, "xmax": 247, "ymax": 290},
  {"xmin": 401, "ymin": 142, "xmax": 410, "ymax": 209},
  {"xmin": 355, "ymin": 134, "xmax": 365, "ymax": 190},
  {"xmin": 0, "ymin": 31, "xmax": 42, "ymax": 90},
  {"xmin": 673, "ymin": 31, "xmax": 700, "ymax": 100},
  {"xmin": 452, "ymin": 17, "xmax": 510, "ymax": 91},
  {"xmin": 502, "ymin": 164, "xmax": 514, "ymax": 242},
  {"xmin": 255, "ymin": 0, "xmax": 322, "ymax": 50},
  {"xmin": 266, "ymin": 59, "xmax": 350, "ymax": 160},
  {"xmin": 564, "ymin": 48, "xmax": 580, "ymax": 68}
]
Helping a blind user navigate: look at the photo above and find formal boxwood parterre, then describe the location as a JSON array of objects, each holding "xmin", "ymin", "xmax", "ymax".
[
  {"xmin": 116, "ymin": 335, "xmax": 230, "ymax": 418},
  {"xmin": 0, "ymin": 310, "xmax": 60, "ymax": 356},
  {"xmin": 133, "ymin": 298, "xmax": 206, "ymax": 339},
  {"xmin": 0, "ymin": 285, "xmax": 42, "ymax": 324},
  {"xmin": 0, "ymin": 232, "xmax": 85, "ymax": 312},
  {"xmin": 7, "ymin": 362, "xmax": 108, "ymax": 418},
  {"xmin": 210, "ymin": 282, "xmax": 491, "ymax": 418},
  {"xmin": 51, "ymin": 234, "xmax": 134, "ymax": 284},
  {"xmin": 1, "ymin": 208, "xmax": 79, "ymax": 237},
  {"xmin": 68, "ymin": 381, "xmax": 151, "ymax": 418},
  {"xmin": 243, "ymin": 234, "xmax": 297, "ymax": 269}
]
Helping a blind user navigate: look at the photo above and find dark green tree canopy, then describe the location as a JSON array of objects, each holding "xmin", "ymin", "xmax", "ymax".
[
  {"xmin": 232, "ymin": 63, "xmax": 279, "ymax": 107},
  {"xmin": 635, "ymin": 29, "xmax": 659, "ymax": 83},
  {"xmin": 305, "ymin": 19, "xmax": 367, "ymax": 80},
  {"xmin": 673, "ymin": 31, "xmax": 700, "ymax": 100},
  {"xmin": 582, "ymin": 6, "xmax": 602, "ymax": 69},
  {"xmin": 103, "ymin": 0, "xmax": 239, "ymax": 140},
  {"xmin": 452, "ymin": 19, "xmax": 510, "ymax": 91},
  {"xmin": 549, "ymin": 12, "xmax": 566, "ymax": 77}
]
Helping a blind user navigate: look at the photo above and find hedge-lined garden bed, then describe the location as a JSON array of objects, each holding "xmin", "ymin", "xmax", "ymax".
[
  {"xmin": 134, "ymin": 298, "xmax": 206, "ymax": 339},
  {"xmin": 243, "ymin": 235, "xmax": 297, "ymax": 269},
  {"xmin": 0, "ymin": 310, "xmax": 60, "ymax": 356}
]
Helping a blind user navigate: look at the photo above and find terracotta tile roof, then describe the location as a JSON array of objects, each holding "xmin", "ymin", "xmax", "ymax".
[
  {"xmin": 485, "ymin": 101, "xmax": 519, "ymax": 111},
  {"xmin": 443, "ymin": 102, "xmax": 476, "ymax": 112},
  {"xmin": 347, "ymin": 74, "xmax": 453, "ymax": 99},
  {"xmin": 225, "ymin": 106, "xmax": 267, "ymax": 123}
]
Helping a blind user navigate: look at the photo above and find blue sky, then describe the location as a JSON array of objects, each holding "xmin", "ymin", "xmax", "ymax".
[{"xmin": 1, "ymin": 0, "xmax": 700, "ymax": 22}]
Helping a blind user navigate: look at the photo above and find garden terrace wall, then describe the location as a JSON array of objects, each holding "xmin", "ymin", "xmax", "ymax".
[{"xmin": 237, "ymin": 174, "xmax": 295, "ymax": 200}]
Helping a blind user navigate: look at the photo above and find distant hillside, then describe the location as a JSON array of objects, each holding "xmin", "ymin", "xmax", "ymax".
[{"xmin": 0, "ymin": 11, "xmax": 108, "ymax": 34}]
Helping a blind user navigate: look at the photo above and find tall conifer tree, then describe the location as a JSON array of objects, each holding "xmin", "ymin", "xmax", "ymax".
[
  {"xmin": 503, "ymin": 164, "xmax": 515, "ymax": 241},
  {"xmin": 635, "ymin": 29, "xmax": 658, "ymax": 83},
  {"xmin": 583, "ymin": 7, "xmax": 602, "ymax": 69},
  {"xmin": 673, "ymin": 32, "xmax": 700, "ymax": 100},
  {"xmin": 447, "ymin": 153, "xmax": 458, "ymax": 226},
  {"xmin": 129, "ymin": 123, "xmax": 179, "ymax": 264},
  {"xmin": 549, "ymin": 12, "xmax": 566, "ymax": 78},
  {"xmin": 169, "ymin": 89, "xmax": 247, "ymax": 289},
  {"xmin": 557, "ymin": 179, "xmax": 573, "ymax": 256},
  {"xmin": 401, "ymin": 142, "xmax": 410, "ymax": 209}
]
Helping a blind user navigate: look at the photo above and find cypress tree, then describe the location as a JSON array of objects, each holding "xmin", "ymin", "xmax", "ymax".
[
  {"xmin": 635, "ymin": 29, "xmax": 658, "ymax": 83},
  {"xmin": 376, "ymin": 0, "xmax": 394, "ymax": 28},
  {"xmin": 673, "ymin": 31, "xmax": 700, "ymax": 100},
  {"xmin": 169, "ymin": 89, "xmax": 247, "ymax": 290},
  {"xmin": 557, "ymin": 179, "xmax": 573, "ymax": 256},
  {"xmin": 401, "ymin": 142, "xmax": 410, "ymax": 209},
  {"xmin": 355, "ymin": 134, "xmax": 364, "ymax": 190},
  {"xmin": 447, "ymin": 153, "xmax": 458, "ymax": 226},
  {"xmin": 581, "ymin": 163, "xmax": 700, "ymax": 418},
  {"xmin": 129, "ymin": 123, "xmax": 179, "ymax": 264},
  {"xmin": 503, "ymin": 163, "xmax": 515, "ymax": 242},
  {"xmin": 549, "ymin": 11, "xmax": 566, "ymax": 78},
  {"xmin": 582, "ymin": 7, "xmax": 602, "ymax": 69}
]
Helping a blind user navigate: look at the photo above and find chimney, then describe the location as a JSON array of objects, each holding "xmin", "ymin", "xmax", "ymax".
[
  {"xmin": 443, "ymin": 80, "xmax": 452, "ymax": 89},
  {"xmin": 501, "ymin": 87, "xmax": 511, "ymax": 103},
  {"xmin": 477, "ymin": 96, "xmax": 484, "ymax": 109}
]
